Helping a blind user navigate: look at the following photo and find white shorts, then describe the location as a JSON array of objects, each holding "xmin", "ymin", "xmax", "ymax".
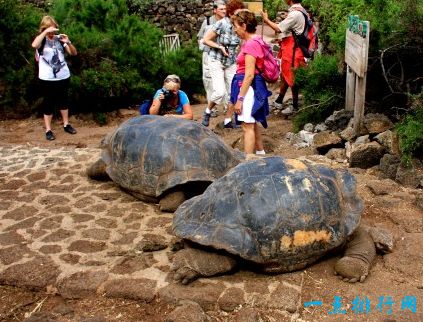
[{"xmin": 237, "ymin": 86, "xmax": 256, "ymax": 124}]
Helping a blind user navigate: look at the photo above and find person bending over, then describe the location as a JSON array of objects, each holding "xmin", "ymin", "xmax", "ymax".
[{"xmin": 149, "ymin": 75, "xmax": 193, "ymax": 120}]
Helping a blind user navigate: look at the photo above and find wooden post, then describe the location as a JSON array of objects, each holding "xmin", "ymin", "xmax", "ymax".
[
  {"xmin": 345, "ymin": 66, "xmax": 355, "ymax": 111},
  {"xmin": 344, "ymin": 16, "xmax": 370, "ymax": 135}
]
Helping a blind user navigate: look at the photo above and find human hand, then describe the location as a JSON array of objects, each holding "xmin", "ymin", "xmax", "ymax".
[
  {"xmin": 45, "ymin": 26, "xmax": 59, "ymax": 34},
  {"xmin": 234, "ymin": 100, "xmax": 242, "ymax": 115},
  {"xmin": 261, "ymin": 10, "xmax": 269, "ymax": 22},
  {"xmin": 220, "ymin": 46, "xmax": 229, "ymax": 57},
  {"xmin": 59, "ymin": 33, "xmax": 70, "ymax": 43}
]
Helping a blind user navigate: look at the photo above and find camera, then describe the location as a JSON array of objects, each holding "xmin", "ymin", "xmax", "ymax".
[{"xmin": 162, "ymin": 89, "xmax": 174, "ymax": 101}]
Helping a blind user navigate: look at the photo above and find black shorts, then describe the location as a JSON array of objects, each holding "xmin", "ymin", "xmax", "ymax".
[{"xmin": 39, "ymin": 78, "xmax": 70, "ymax": 115}]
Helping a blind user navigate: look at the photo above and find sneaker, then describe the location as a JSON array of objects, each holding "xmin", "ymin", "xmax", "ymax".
[
  {"xmin": 201, "ymin": 112, "xmax": 211, "ymax": 127},
  {"xmin": 46, "ymin": 130, "xmax": 55, "ymax": 141},
  {"xmin": 281, "ymin": 106, "xmax": 294, "ymax": 115},
  {"xmin": 64, "ymin": 124, "xmax": 77, "ymax": 134},
  {"xmin": 223, "ymin": 122, "xmax": 240, "ymax": 129}
]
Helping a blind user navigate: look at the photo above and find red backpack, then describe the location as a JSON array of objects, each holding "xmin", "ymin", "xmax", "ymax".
[
  {"xmin": 291, "ymin": 7, "xmax": 319, "ymax": 59},
  {"xmin": 253, "ymin": 38, "xmax": 280, "ymax": 83}
]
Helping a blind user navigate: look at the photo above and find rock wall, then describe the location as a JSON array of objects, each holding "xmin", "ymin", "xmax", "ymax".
[{"xmin": 130, "ymin": 0, "xmax": 214, "ymax": 41}]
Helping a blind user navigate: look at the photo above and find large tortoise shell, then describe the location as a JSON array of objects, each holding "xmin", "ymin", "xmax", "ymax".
[
  {"xmin": 101, "ymin": 115, "xmax": 242, "ymax": 199},
  {"xmin": 173, "ymin": 156, "xmax": 363, "ymax": 270}
]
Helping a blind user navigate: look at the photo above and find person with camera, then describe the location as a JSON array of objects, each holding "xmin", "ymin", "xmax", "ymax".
[
  {"xmin": 149, "ymin": 75, "xmax": 193, "ymax": 120},
  {"xmin": 32, "ymin": 15, "xmax": 77, "ymax": 141}
]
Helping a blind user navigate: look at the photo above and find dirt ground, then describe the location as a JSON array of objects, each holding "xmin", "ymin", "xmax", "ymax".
[{"xmin": 0, "ymin": 104, "xmax": 422, "ymax": 322}]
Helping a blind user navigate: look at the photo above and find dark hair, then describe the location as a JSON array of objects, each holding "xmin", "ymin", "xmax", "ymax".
[
  {"xmin": 226, "ymin": 0, "xmax": 244, "ymax": 17},
  {"xmin": 231, "ymin": 9, "xmax": 257, "ymax": 33},
  {"xmin": 293, "ymin": 0, "xmax": 302, "ymax": 3}
]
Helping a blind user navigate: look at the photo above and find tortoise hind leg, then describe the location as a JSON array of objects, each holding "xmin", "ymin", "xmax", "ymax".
[
  {"xmin": 159, "ymin": 190, "xmax": 186, "ymax": 212},
  {"xmin": 334, "ymin": 226, "xmax": 376, "ymax": 283},
  {"xmin": 86, "ymin": 159, "xmax": 110, "ymax": 181},
  {"xmin": 171, "ymin": 247, "xmax": 237, "ymax": 284}
]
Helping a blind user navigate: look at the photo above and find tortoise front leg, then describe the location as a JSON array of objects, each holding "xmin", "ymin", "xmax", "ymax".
[
  {"xmin": 334, "ymin": 226, "xmax": 376, "ymax": 283},
  {"xmin": 159, "ymin": 190, "xmax": 186, "ymax": 212},
  {"xmin": 171, "ymin": 247, "xmax": 237, "ymax": 284}
]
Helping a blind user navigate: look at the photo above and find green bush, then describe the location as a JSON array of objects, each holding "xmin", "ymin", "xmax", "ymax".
[
  {"xmin": 161, "ymin": 43, "xmax": 203, "ymax": 100},
  {"xmin": 0, "ymin": 0, "xmax": 203, "ymax": 117},
  {"xmin": 396, "ymin": 95, "xmax": 423, "ymax": 165},
  {"xmin": 0, "ymin": 0, "xmax": 42, "ymax": 117},
  {"xmin": 292, "ymin": 55, "xmax": 344, "ymax": 132}
]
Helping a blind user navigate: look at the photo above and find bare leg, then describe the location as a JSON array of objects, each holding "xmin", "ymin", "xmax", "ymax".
[
  {"xmin": 254, "ymin": 123, "xmax": 264, "ymax": 152},
  {"xmin": 334, "ymin": 226, "xmax": 376, "ymax": 283},
  {"xmin": 44, "ymin": 114, "xmax": 53, "ymax": 132},
  {"xmin": 242, "ymin": 122, "xmax": 256, "ymax": 154},
  {"xmin": 60, "ymin": 108, "xmax": 69, "ymax": 126}
]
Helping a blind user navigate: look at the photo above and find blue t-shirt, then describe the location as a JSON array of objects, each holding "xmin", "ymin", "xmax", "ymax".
[{"xmin": 153, "ymin": 89, "xmax": 189, "ymax": 115}]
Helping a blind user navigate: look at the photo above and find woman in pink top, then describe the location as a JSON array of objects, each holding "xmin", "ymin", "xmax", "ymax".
[{"xmin": 230, "ymin": 9, "xmax": 270, "ymax": 155}]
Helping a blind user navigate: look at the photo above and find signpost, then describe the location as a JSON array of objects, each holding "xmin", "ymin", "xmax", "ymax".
[{"xmin": 345, "ymin": 15, "xmax": 370, "ymax": 134}]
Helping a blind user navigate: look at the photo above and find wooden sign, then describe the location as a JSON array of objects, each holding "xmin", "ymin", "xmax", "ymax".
[
  {"xmin": 344, "ymin": 15, "xmax": 370, "ymax": 135},
  {"xmin": 345, "ymin": 16, "xmax": 369, "ymax": 78},
  {"xmin": 245, "ymin": 1, "xmax": 263, "ymax": 15}
]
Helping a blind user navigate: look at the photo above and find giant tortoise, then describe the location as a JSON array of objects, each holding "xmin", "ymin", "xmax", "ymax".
[
  {"xmin": 87, "ymin": 115, "xmax": 243, "ymax": 211},
  {"xmin": 172, "ymin": 156, "xmax": 390, "ymax": 284}
]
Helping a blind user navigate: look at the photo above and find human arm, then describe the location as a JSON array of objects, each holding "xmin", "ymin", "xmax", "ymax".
[
  {"xmin": 59, "ymin": 34, "xmax": 77, "ymax": 55},
  {"xmin": 234, "ymin": 54, "xmax": 256, "ymax": 115},
  {"xmin": 31, "ymin": 26, "xmax": 58, "ymax": 49},
  {"xmin": 148, "ymin": 90, "xmax": 165, "ymax": 115},
  {"xmin": 203, "ymin": 29, "xmax": 229, "ymax": 57},
  {"xmin": 262, "ymin": 11, "xmax": 281, "ymax": 33},
  {"xmin": 166, "ymin": 103, "xmax": 193, "ymax": 120}
]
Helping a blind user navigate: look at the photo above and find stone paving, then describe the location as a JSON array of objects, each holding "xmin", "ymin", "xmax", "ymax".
[{"xmin": 0, "ymin": 145, "xmax": 304, "ymax": 318}]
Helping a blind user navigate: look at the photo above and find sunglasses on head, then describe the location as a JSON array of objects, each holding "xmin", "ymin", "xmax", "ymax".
[{"xmin": 165, "ymin": 77, "xmax": 180, "ymax": 83}]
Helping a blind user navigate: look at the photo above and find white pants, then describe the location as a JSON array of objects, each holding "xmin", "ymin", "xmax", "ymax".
[
  {"xmin": 237, "ymin": 86, "xmax": 256, "ymax": 124},
  {"xmin": 202, "ymin": 52, "xmax": 213, "ymax": 103},
  {"xmin": 208, "ymin": 59, "xmax": 236, "ymax": 107}
]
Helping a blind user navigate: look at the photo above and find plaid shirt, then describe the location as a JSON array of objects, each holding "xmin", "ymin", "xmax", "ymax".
[{"xmin": 208, "ymin": 17, "xmax": 240, "ymax": 67}]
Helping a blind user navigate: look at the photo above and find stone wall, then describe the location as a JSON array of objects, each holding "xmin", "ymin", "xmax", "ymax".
[{"xmin": 130, "ymin": 0, "xmax": 214, "ymax": 41}]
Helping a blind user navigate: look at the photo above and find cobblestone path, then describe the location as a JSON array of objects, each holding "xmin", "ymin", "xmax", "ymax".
[{"xmin": 0, "ymin": 145, "xmax": 304, "ymax": 318}]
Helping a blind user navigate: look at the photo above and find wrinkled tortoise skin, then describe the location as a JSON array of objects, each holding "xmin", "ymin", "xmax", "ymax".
[
  {"xmin": 100, "ymin": 115, "xmax": 242, "ymax": 201},
  {"xmin": 173, "ymin": 156, "xmax": 363, "ymax": 272}
]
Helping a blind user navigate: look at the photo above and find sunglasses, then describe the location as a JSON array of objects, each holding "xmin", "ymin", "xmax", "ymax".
[{"xmin": 165, "ymin": 77, "xmax": 180, "ymax": 83}]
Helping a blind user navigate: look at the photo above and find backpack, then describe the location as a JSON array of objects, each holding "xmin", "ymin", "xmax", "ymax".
[
  {"xmin": 291, "ymin": 8, "xmax": 319, "ymax": 59},
  {"xmin": 199, "ymin": 16, "xmax": 211, "ymax": 52},
  {"xmin": 252, "ymin": 38, "xmax": 280, "ymax": 83}
]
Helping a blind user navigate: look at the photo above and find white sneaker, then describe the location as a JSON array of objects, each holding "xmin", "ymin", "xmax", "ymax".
[{"xmin": 282, "ymin": 106, "xmax": 294, "ymax": 115}]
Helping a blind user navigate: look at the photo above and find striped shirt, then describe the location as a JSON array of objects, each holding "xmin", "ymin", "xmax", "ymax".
[{"xmin": 208, "ymin": 17, "xmax": 240, "ymax": 67}]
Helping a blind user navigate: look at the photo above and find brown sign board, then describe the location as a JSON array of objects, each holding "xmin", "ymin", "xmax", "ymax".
[{"xmin": 345, "ymin": 20, "xmax": 370, "ymax": 78}]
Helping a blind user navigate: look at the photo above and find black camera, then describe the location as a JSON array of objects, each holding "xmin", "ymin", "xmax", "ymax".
[{"xmin": 162, "ymin": 89, "xmax": 174, "ymax": 101}]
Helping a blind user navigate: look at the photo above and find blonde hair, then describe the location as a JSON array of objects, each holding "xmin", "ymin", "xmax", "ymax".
[
  {"xmin": 163, "ymin": 74, "xmax": 181, "ymax": 91},
  {"xmin": 39, "ymin": 15, "xmax": 59, "ymax": 33}
]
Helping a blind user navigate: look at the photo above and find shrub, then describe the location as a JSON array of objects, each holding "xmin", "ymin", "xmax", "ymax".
[
  {"xmin": 0, "ymin": 0, "xmax": 42, "ymax": 117},
  {"xmin": 292, "ymin": 55, "xmax": 344, "ymax": 132},
  {"xmin": 396, "ymin": 94, "xmax": 423, "ymax": 165}
]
